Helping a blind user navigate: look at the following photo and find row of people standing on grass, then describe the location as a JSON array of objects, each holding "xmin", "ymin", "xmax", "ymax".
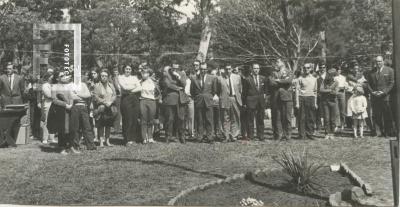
[{"xmin": 1, "ymin": 54, "xmax": 395, "ymax": 151}]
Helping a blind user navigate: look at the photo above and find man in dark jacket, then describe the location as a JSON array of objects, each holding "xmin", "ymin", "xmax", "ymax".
[
  {"xmin": 190, "ymin": 62, "xmax": 219, "ymax": 143},
  {"xmin": 367, "ymin": 56, "xmax": 395, "ymax": 137},
  {"xmin": 242, "ymin": 63, "xmax": 267, "ymax": 140},
  {"xmin": 161, "ymin": 65, "xmax": 189, "ymax": 143},
  {"xmin": 268, "ymin": 59, "xmax": 293, "ymax": 140}
]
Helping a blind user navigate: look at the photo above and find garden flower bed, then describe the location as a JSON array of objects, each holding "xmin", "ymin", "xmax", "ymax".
[{"xmin": 175, "ymin": 167, "xmax": 354, "ymax": 206}]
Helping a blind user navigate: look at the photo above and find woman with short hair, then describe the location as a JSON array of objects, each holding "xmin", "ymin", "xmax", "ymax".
[
  {"xmin": 140, "ymin": 68, "xmax": 160, "ymax": 144},
  {"xmin": 119, "ymin": 65, "xmax": 142, "ymax": 145},
  {"xmin": 47, "ymin": 71, "xmax": 74, "ymax": 154},
  {"xmin": 93, "ymin": 69, "xmax": 117, "ymax": 147}
]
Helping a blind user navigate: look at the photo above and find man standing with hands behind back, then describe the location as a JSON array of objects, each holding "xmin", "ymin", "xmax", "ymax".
[
  {"xmin": 367, "ymin": 56, "xmax": 395, "ymax": 137},
  {"xmin": 242, "ymin": 63, "xmax": 267, "ymax": 141}
]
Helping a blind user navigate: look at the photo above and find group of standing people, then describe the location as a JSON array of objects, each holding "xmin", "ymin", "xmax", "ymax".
[{"xmin": 0, "ymin": 54, "xmax": 396, "ymax": 153}]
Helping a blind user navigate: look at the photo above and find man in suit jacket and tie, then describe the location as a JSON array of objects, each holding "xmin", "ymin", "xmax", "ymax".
[
  {"xmin": 218, "ymin": 65, "xmax": 242, "ymax": 142},
  {"xmin": 190, "ymin": 62, "xmax": 219, "ymax": 143},
  {"xmin": 367, "ymin": 56, "xmax": 395, "ymax": 137},
  {"xmin": 268, "ymin": 60, "xmax": 294, "ymax": 141},
  {"xmin": 242, "ymin": 63, "xmax": 267, "ymax": 140},
  {"xmin": 0, "ymin": 63, "xmax": 25, "ymax": 107}
]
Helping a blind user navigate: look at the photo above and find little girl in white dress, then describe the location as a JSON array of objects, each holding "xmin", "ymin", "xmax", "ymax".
[{"xmin": 347, "ymin": 86, "xmax": 368, "ymax": 138}]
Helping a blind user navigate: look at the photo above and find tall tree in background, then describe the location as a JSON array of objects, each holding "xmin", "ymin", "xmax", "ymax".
[
  {"xmin": 214, "ymin": 0, "xmax": 323, "ymax": 71},
  {"xmin": 195, "ymin": 0, "xmax": 214, "ymax": 62}
]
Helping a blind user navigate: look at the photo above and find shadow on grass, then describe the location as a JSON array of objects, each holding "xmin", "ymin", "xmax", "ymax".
[
  {"xmin": 39, "ymin": 145, "xmax": 60, "ymax": 153},
  {"xmin": 103, "ymin": 158, "xmax": 227, "ymax": 179},
  {"xmin": 245, "ymin": 172, "xmax": 328, "ymax": 201}
]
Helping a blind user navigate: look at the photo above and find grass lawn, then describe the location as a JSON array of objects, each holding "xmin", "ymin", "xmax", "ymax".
[{"xmin": 0, "ymin": 122, "xmax": 394, "ymax": 206}]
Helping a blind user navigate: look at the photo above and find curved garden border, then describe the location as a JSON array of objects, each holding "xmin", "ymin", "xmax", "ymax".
[{"xmin": 168, "ymin": 163, "xmax": 375, "ymax": 206}]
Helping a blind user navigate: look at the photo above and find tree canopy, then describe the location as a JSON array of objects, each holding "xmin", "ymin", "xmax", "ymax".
[{"xmin": 0, "ymin": 0, "xmax": 393, "ymax": 72}]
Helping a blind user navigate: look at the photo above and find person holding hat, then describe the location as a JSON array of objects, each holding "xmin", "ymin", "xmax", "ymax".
[
  {"xmin": 347, "ymin": 86, "xmax": 368, "ymax": 138},
  {"xmin": 319, "ymin": 68, "xmax": 339, "ymax": 139}
]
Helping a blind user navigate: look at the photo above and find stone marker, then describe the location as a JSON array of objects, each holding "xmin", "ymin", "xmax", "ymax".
[
  {"xmin": 362, "ymin": 183, "xmax": 373, "ymax": 196},
  {"xmin": 351, "ymin": 186, "xmax": 365, "ymax": 203}
]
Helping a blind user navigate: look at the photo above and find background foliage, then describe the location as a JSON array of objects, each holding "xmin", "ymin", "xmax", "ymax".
[{"xmin": 0, "ymin": 0, "xmax": 393, "ymax": 73}]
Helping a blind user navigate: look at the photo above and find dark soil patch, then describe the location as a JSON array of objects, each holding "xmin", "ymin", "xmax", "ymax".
[{"xmin": 176, "ymin": 167, "xmax": 353, "ymax": 206}]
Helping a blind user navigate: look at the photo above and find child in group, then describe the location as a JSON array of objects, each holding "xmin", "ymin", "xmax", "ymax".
[{"xmin": 347, "ymin": 86, "xmax": 368, "ymax": 138}]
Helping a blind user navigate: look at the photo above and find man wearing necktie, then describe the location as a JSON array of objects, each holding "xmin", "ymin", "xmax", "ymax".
[
  {"xmin": 218, "ymin": 65, "xmax": 242, "ymax": 142},
  {"xmin": 367, "ymin": 56, "xmax": 395, "ymax": 137},
  {"xmin": 0, "ymin": 63, "xmax": 24, "ymax": 107},
  {"xmin": 242, "ymin": 63, "xmax": 267, "ymax": 141},
  {"xmin": 190, "ymin": 62, "xmax": 219, "ymax": 143}
]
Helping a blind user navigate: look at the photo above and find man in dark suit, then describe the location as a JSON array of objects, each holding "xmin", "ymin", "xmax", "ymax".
[
  {"xmin": 367, "ymin": 56, "xmax": 395, "ymax": 137},
  {"xmin": 0, "ymin": 63, "xmax": 25, "ymax": 107},
  {"xmin": 190, "ymin": 62, "xmax": 219, "ymax": 143},
  {"xmin": 161, "ymin": 65, "xmax": 189, "ymax": 143},
  {"xmin": 242, "ymin": 63, "xmax": 267, "ymax": 141},
  {"xmin": 268, "ymin": 59, "xmax": 293, "ymax": 141},
  {"xmin": 219, "ymin": 65, "xmax": 242, "ymax": 142}
]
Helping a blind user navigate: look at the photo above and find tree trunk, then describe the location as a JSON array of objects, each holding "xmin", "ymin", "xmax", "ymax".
[
  {"xmin": 281, "ymin": 0, "xmax": 292, "ymax": 62},
  {"xmin": 196, "ymin": 11, "xmax": 212, "ymax": 62},
  {"xmin": 320, "ymin": 30, "xmax": 327, "ymax": 63},
  {"xmin": 0, "ymin": 44, "xmax": 5, "ymax": 64},
  {"xmin": 13, "ymin": 44, "xmax": 19, "ymax": 66}
]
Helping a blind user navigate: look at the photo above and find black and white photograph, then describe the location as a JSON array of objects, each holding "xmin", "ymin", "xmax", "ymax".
[{"xmin": 0, "ymin": 0, "xmax": 400, "ymax": 206}]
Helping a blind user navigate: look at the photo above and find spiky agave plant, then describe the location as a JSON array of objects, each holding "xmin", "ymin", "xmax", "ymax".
[{"xmin": 273, "ymin": 148, "xmax": 325, "ymax": 195}]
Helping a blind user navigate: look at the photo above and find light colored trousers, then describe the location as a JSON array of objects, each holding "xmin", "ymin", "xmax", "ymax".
[{"xmin": 220, "ymin": 97, "xmax": 241, "ymax": 139}]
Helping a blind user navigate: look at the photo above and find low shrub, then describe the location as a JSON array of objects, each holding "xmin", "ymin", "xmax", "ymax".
[{"xmin": 273, "ymin": 148, "xmax": 325, "ymax": 195}]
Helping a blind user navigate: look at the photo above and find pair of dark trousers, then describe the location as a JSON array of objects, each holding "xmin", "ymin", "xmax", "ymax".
[
  {"xmin": 113, "ymin": 95, "xmax": 122, "ymax": 131},
  {"xmin": 272, "ymin": 100, "xmax": 293, "ymax": 139},
  {"xmin": 69, "ymin": 105, "xmax": 95, "ymax": 148},
  {"xmin": 165, "ymin": 104, "xmax": 185, "ymax": 139},
  {"xmin": 240, "ymin": 106, "xmax": 248, "ymax": 138},
  {"xmin": 247, "ymin": 104, "xmax": 265, "ymax": 140},
  {"xmin": 316, "ymin": 98, "xmax": 324, "ymax": 129},
  {"xmin": 140, "ymin": 99, "xmax": 156, "ymax": 140},
  {"xmin": 195, "ymin": 106, "xmax": 214, "ymax": 140},
  {"xmin": 336, "ymin": 92, "xmax": 346, "ymax": 127},
  {"xmin": 220, "ymin": 97, "xmax": 241, "ymax": 139},
  {"xmin": 371, "ymin": 98, "xmax": 395, "ymax": 136},
  {"xmin": 213, "ymin": 106, "xmax": 222, "ymax": 136},
  {"xmin": 298, "ymin": 96, "xmax": 316, "ymax": 138},
  {"xmin": 121, "ymin": 93, "xmax": 140, "ymax": 143},
  {"xmin": 322, "ymin": 99, "xmax": 337, "ymax": 134},
  {"xmin": 58, "ymin": 132, "xmax": 70, "ymax": 149}
]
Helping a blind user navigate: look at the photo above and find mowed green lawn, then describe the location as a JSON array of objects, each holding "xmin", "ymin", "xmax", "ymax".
[{"xmin": 0, "ymin": 124, "xmax": 394, "ymax": 206}]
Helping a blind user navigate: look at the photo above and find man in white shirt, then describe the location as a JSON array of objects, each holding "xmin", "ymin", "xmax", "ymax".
[{"xmin": 334, "ymin": 68, "xmax": 348, "ymax": 130}]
